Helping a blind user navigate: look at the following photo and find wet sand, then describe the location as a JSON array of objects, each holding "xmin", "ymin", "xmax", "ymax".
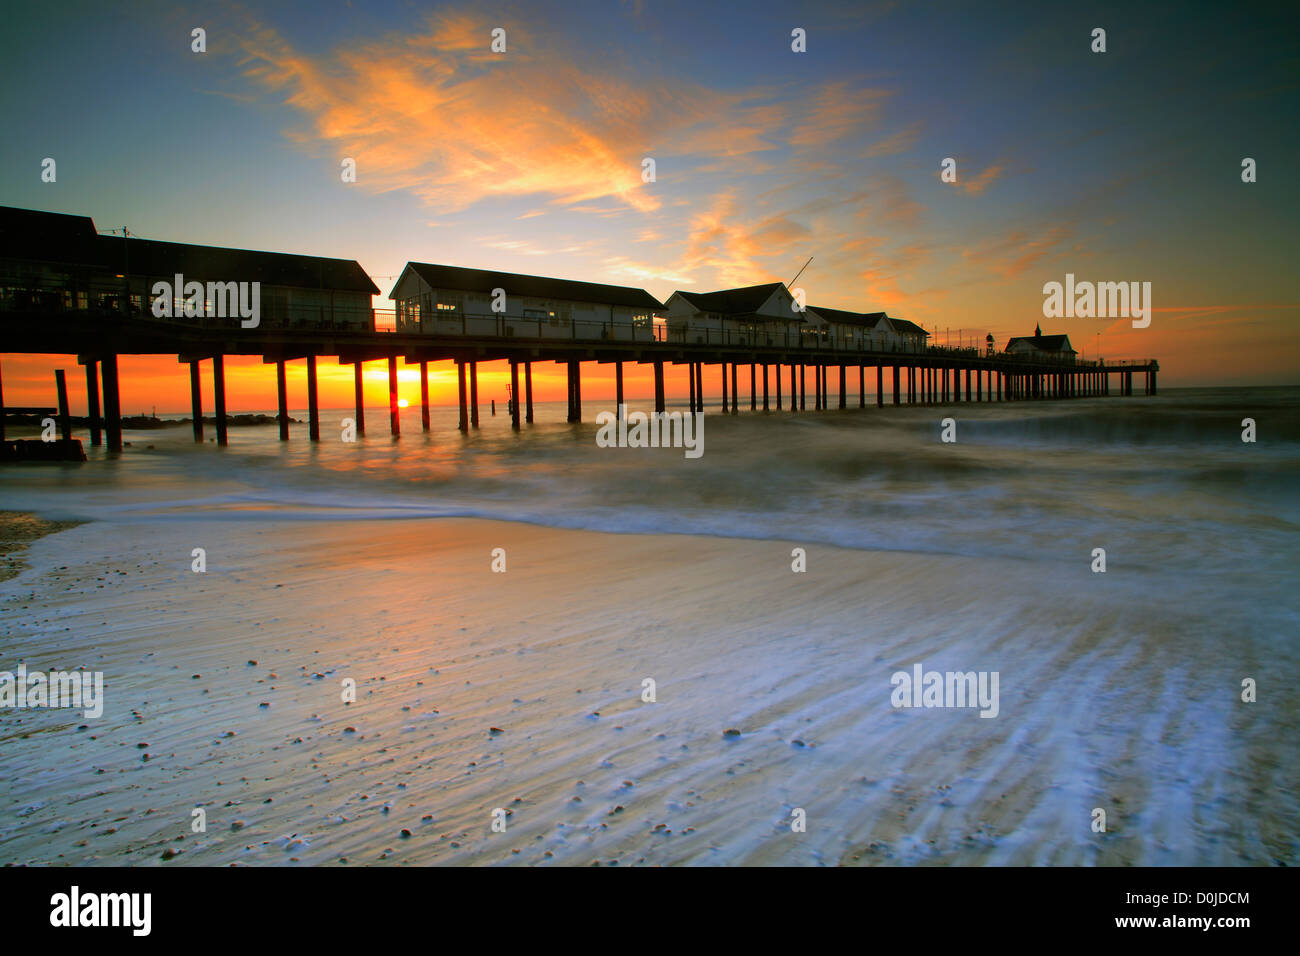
[
  {"xmin": 0, "ymin": 516, "xmax": 1294, "ymax": 866},
  {"xmin": 0, "ymin": 511, "xmax": 84, "ymax": 583}
]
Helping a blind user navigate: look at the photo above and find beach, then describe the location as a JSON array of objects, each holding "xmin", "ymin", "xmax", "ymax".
[
  {"xmin": 1, "ymin": 388, "xmax": 1297, "ymax": 866},
  {"xmin": 1, "ymin": 511, "xmax": 1295, "ymax": 865}
]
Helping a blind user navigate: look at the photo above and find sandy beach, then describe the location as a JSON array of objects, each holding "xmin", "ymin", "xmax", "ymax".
[{"xmin": 2, "ymin": 514, "xmax": 1293, "ymax": 866}]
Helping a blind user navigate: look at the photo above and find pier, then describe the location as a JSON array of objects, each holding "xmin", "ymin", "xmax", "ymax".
[{"xmin": 1, "ymin": 304, "xmax": 1158, "ymax": 454}]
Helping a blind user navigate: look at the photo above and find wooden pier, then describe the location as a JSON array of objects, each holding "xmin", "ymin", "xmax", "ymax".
[{"xmin": 0, "ymin": 307, "xmax": 1159, "ymax": 454}]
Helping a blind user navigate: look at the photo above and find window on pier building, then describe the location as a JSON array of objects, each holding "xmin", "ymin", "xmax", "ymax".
[
  {"xmin": 436, "ymin": 296, "xmax": 462, "ymax": 313},
  {"xmin": 403, "ymin": 296, "xmax": 422, "ymax": 325},
  {"xmin": 632, "ymin": 313, "xmax": 651, "ymax": 328}
]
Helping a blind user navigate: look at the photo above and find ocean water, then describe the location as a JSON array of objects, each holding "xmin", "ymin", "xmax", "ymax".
[
  {"xmin": 4, "ymin": 387, "xmax": 1299, "ymax": 651},
  {"xmin": 4, "ymin": 386, "xmax": 1299, "ymax": 575},
  {"xmin": 1, "ymin": 386, "xmax": 1297, "ymax": 865}
]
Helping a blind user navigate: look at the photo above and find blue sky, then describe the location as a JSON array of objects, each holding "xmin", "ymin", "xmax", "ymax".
[{"xmin": 2, "ymin": 0, "xmax": 1297, "ymax": 388}]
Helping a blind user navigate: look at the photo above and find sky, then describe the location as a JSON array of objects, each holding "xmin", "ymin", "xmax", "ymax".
[{"xmin": 1, "ymin": 0, "xmax": 1297, "ymax": 412}]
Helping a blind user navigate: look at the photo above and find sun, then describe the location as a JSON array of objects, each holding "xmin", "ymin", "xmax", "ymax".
[{"xmin": 397, "ymin": 398, "xmax": 409, "ymax": 408}]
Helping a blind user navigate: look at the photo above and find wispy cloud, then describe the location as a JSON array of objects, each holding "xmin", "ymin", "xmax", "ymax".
[{"xmin": 233, "ymin": 7, "xmax": 792, "ymax": 215}]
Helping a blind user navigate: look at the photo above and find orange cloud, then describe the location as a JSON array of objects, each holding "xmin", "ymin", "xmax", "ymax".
[
  {"xmin": 959, "ymin": 162, "xmax": 1005, "ymax": 195},
  {"xmin": 233, "ymin": 8, "xmax": 790, "ymax": 215},
  {"xmin": 961, "ymin": 224, "xmax": 1077, "ymax": 279}
]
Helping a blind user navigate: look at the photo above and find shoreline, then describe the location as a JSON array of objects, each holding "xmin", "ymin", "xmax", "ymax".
[{"xmin": 0, "ymin": 511, "xmax": 84, "ymax": 583}]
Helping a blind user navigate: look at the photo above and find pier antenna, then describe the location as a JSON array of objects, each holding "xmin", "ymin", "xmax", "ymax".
[{"xmin": 788, "ymin": 256, "xmax": 813, "ymax": 289}]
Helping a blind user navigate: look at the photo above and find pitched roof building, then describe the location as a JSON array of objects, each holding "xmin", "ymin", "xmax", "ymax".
[
  {"xmin": 1005, "ymin": 323, "xmax": 1077, "ymax": 361},
  {"xmin": 388, "ymin": 262, "xmax": 664, "ymax": 340}
]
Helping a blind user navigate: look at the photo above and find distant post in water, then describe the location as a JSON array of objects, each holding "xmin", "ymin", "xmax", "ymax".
[
  {"xmin": 351, "ymin": 361, "xmax": 365, "ymax": 437},
  {"xmin": 510, "ymin": 359, "xmax": 521, "ymax": 430},
  {"xmin": 279, "ymin": 360, "xmax": 291, "ymax": 440},
  {"xmin": 54, "ymin": 369, "xmax": 71, "ymax": 441},
  {"xmin": 388, "ymin": 355, "xmax": 400, "ymax": 436},
  {"xmin": 213, "ymin": 354, "xmax": 229, "ymax": 447},
  {"xmin": 457, "ymin": 360, "xmax": 469, "ymax": 432},
  {"xmin": 101, "ymin": 353, "xmax": 122, "ymax": 452},
  {"xmin": 84, "ymin": 358, "xmax": 102, "ymax": 446},
  {"xmin": 469, "ymin": 361, "xmax": 480, "ymax": 428},
  {"xmin": 305, "ymin": 355, "xmax": 318, "ymax": 443},
  {"xmin": 188, "ymin": 360, "xmax": 203, "ymax": 442},
  {"xmin": 525, "ymin": 362, "xmax": 534, "ymax": 423},
  {"xmin": 420, "ymin": 361, "xmax": 430, "ymax": 432}
]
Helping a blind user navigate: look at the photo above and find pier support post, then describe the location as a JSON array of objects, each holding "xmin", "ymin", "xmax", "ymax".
[
  {"xmin": 457, "ymin": 360, "xmax": 469, "ymax": 431},
  {"xmin": 731, "ymin": 362, "xmax": 738, "ymax": 414},
  {"xmin": 304, "ymin": 355, "xmax": 316, "ymax": 443},
  {"xmin": 799, "ymin": 364, "xmax": 806, "ymax": 410},
  {"xmin": 775, "ymin": 363, "xmax": 782, "ymax": 410},
  {"xmin": 388, "ymin": 356, "xmax": 401, "ymax": 436},
  {"xmin": 892, "ymin": 365, "xmax": 900, "ymax": 405},
  {"xmin": 525, "ymin": 363, "xmax": 534, "ymax": 423},
  {"xmin": 695, "ymin": 362, "xmax": 703, "ymax": 413},
  {"xmin": 566, "ymin": 362, "xmax": 575, "ymax": 422},
  {"xmin": 877, "ymin": 365, "xmax": 883, "ymax": 407},
  {"xmin": 839, "ymin": 365, "xmax": 846, "ymax": 409},
  {"xmin": 859, "ymin": 365, "xmax": 865, "ymax": 408},
  {"xmin": 469, "ymin": 361, "xmax": 480, "ymax": 428},
  {"xmin": 420, "ymin": 361, "xmax": 430, "ymax": 432},
  {"xmin": 762, "ymin": 363, "xmax": 769, "ymax": 411},
  {"xmin": 576, "ymin": 361, "xmax": 584, "ymax": 421},
  {"xmin": 654, "ymin": 360, "xmax": 665, "ymax": 413},
  {"xmin": 965, "ymin": 369, "xmax": 972, "ymax": 402},
  {"xmin": 750, "ymin": 364, "xmax": 756, "ymax": 410},
  {"xmin": 189, "ymin": 360, "xmax": 203, "ymax": 443},
  {"xmin": 214, "ymin": 354, "xmax": 229, "ymax": 447},
  {"xmin": 688, "ymin": 361, "xmax": 696, "ymax": 412},
  {"xmin": 102, "ymin": 353, "xmax": 122, "ymax": 453},
  {"xmin": 84, "ymin": 360, "xmax": 102, "ymax": 446},
  {"xmin": 0, "ymin": 359, "xmax": 5, "ymax": 443},
  {"xmin": 54, "ymin": 369, "xmax": 71, "ymax": 441},
  {"xmin": 615, "ymin": 361, "xmax": 624, "ymax": 409},
  {"xmin": 1150, "ymin": 370, "xmax": 1157, "ymax": 395},
  {"xmin": 280, "ymin": 360, "xmax": 292, "ymax": 440},
  {"xmin": 510, "ymin": 359, "xmax": 521, "ymax": 430},
  {"xmin": 721, "ymin": 362, "xmax": 728, "ymax": 412}
]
